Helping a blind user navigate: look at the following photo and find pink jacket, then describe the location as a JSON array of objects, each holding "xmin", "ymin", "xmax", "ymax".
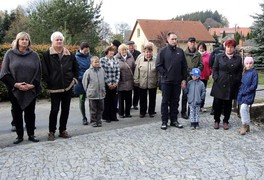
[{"xmin": 200, "ymin": 52, "xmax": 212, "ymax": 80}]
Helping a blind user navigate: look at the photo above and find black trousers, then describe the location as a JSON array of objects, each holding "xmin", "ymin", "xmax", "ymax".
[
  {"xmin": 133, "ymin": 86, "xmax": 140, "ymax": 107},
  {"xmin": 200, "ymin": 79, "xmax": 208, "ymax": 108},
  {"xmin": 103, "ymin": 85, "xmax": 118, "ymax": 121},
  {"xmin": 9, "ymin": 92, "xmax": 36, "ymax": 138},
  {"xmin": 49, "ymin": 90, "xmax": 72, "ymax": 133},
  {"xmin": 160, "ymin": 83, "xmax": 181, "ymax": 124},
  {"xmin": 213, "ymin": 98, "xmax": 232, "ymax": 123},
  {"xmin": 118, "ymin": 90, "xmax": 132, "ymax": 116},
  {"xmin": 139, "ymin": 88, "xmax": 157, "ymax": 115}
]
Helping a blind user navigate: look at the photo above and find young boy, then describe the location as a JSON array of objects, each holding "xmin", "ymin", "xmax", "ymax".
[
  {"xmin": 82, "ymin": 56, "xmax": 106, "ymax": 127},
  {"xmin": 186, "ymin": 68, "xmax": 206, "ymax": 129}
]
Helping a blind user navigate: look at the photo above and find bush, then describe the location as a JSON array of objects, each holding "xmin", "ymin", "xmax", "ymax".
[{"xmin": 0, "ymin": 44, "xmax": 79, "ymax": 101}]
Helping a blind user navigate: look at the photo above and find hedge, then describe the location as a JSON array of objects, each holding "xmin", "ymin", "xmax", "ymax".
[{"xmin": 0, "ymin": 44, "xmax": 79, "ymax": 101}]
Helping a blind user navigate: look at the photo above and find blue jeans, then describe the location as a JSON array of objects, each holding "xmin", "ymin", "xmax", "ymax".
[{"xmin": 160, "ymin": 83, "xmax": 181, "ymax": 124}]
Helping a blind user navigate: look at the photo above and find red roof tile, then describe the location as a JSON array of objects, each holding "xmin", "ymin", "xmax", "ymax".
[
  {"xmin": 209, "ymin": 27, "xmax": 251, "ymax": 37},
  {"xmin": 130, "ymin": 19, "xmax": 215, "ymax": 43}
]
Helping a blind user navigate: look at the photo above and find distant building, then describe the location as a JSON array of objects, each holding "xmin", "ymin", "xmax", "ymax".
[
  {"xmin": 209, "ymin": 27, "xmax": 251, "ymax": 43},
  {"xmin": 129, "ymin": 19, "xmax": 215, "ymax": 54}
]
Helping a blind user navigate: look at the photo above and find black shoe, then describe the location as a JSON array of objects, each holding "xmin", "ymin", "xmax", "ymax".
[
  {"xmin": 181, "ymin": 113, "xmax": 189, "ymax": 119},
  {"xmin": 13, "ymin": 138, "xmax": 23, "ymax": 144},
  {"xmin": 161, "ymin": 123, "xmax": 167, "ymax": 130},
  {"xmin": 170, "ymin": 121, "xmax": 183, "ymax": 128},
  {"xmin": 105, "ymin": 120, "xmax": 111, "ymax": 123},
  {"xmin": 82, "ymin": 118, "xmax": 88, "ymax": 125},
  {"xmin": 119, "ymin": 115, "xmax": 126, "ymax": 118},
  {"xmin": 149, "ymin": 114, "xmax": 155, "ymax": 118},
  {"xmin": 92, "ymin": 122, "xmax": 102, "ymax": 127},
  {"xmin": 133, "ymin": 106, "xmax": 138, "ymax": 110},
  {"xmin": 11, "ymin": 126, "xmax": 16, "ymax": 132},
  {"xmin": 140, "ymin": 114, "xmax": 145, "ymax": 118},
  {"xmin": 126, "ymin": 115, "xmax": 132, "ymax": 118},
  {"xmin": 28, "ymin": 136, "xmax": 39, "ymax": 142},
  {"xmin": 112, "ymin": 118, "xmax": 119, "ymax": 121}
]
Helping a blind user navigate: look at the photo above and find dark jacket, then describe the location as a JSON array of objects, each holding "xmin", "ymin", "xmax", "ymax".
[
  {"xmin": 42, "ymin": 47, "xmax": 78, "ymax": 93},
  {"xmin": 237, "ymin": 69, "xmax": 258, "ymax": 105},
  {"xmin": 210, "ymin": 53, "xmax": 243, "ymax": 100},
  {"xmin": 209, "ymin": 45, "xmax": 225, "ymax": 68},
  {"xmin": 185, "ymin": 48, "xmax": 203, "ymax": 71},
  {"xmin": 73, "ymin": 50, "xmax": 91, "ymax": 95},
  {"xmin": 156, "ymin": 45, "xmax": 188, "ymax": 84}
]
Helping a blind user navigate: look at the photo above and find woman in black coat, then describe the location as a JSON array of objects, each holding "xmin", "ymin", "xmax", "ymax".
[{"xmin": 210, "ymin": 39, "xmax": 243, "ymax": 130}]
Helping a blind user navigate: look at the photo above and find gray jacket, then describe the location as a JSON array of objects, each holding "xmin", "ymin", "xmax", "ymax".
[
  {"xmin": 82, "ymin": 66, "xmax": 106, "ymax": 100},
  {"xmin": 186, "ymin": 79, "xmax": 206, "ymax": 106}
]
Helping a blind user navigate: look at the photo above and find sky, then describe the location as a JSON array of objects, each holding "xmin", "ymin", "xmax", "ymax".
[{"xmin": 0, "ymin": 0, "xmax": 263, "ymax": 32}]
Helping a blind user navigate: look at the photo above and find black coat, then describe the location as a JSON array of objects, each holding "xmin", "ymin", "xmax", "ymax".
[{"xmin": 210, "ymin": 53, "xmax": 243, "ymax": 100}]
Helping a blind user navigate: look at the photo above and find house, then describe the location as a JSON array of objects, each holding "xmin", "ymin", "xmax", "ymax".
[
  {"xmin": 209, "ymin": 27, "xmax": 251, "ymax": 44},
  {"xmin": 129, "ymin": 19, "xmax": 215, "ymax": 55}
]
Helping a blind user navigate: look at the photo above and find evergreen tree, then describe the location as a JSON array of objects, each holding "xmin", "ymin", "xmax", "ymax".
[
  {"xmin": 222, "ymin": 31, "xmax": 226, "ymax": 38},
  {"xmin": 251, "ymin": 2, "xmax": 264, "ymax": 68}
]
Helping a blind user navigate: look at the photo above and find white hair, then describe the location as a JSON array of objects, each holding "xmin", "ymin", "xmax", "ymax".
[{"xmin": 50, "ymin": 31, "xmax": 64, "ymax": 42}]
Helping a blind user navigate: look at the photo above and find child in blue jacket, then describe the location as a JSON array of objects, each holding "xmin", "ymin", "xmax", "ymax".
[
  {"xmin": 186, "ymin": 68, "xmax": 206, "ymax": 129},
  {"xmin": 237, "ymin": 57, "xmax": 258, "ymax": 135}
]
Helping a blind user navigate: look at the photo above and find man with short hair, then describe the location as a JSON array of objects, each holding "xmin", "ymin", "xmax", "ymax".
[
  {"xmin": 181, "ymin": 37, "xmax": 203, "ymax": 119},
  {"xmin": 156, "ymin": 32, "xmax": 188, "ymax": 130}
]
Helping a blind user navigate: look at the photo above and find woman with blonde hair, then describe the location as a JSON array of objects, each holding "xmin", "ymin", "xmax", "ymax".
[{"xmin": 0, "ymin": 32, "xmax": 41, "ymax": 144}]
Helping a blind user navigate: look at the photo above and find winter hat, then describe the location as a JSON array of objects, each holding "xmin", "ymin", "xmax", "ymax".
[
  {"xmin": 244, "ymin": 56, "xmax": 254, "ymax": 64},
  {"xmin": 190, "ymin": 68, "xmax": 201, "ymax": 78},
  {"xmin": 112, "ymin": 40, "xmax": 121, "ymax": 48}
]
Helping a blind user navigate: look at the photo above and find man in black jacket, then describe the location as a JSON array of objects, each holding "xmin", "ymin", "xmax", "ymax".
[{"xmin": 156, "ymin": 32, "xmax": 188, "ymax": 130}]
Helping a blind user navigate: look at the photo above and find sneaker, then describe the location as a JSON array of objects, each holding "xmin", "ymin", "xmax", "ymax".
[
  {"xmin": 214, "ymin": 122, "xmax": 219, "ymax": 129},
  {"xmin": 196, "ymin": 122, "xmax": 200, "ymax": 129},
  {"xmin": 28, "ymin": 136, "xmax": 39, "ymax": 142},
  {"xmin": 170, "ymin": 121, "xmax": 183, "ymax": 128},
  {"xmin": 201, "ymin": 108, "xmax": 207, "ymax": 112},
  {"xmin": 92, "ymin": 122, "xmax": 102, "ymax": 127},
  {"xmin": 223, "ymin": 122, "xmax": 229, "ymax": 130},
  {"xmin": 48, "ymin": 132, "xmax": 55, "ymax": 141},
  {"xmin": 59, "ymin": 131, "xmax": 71, "ymax": 138},
  {"xmin": 190, "ymin": 123, "xmax": 195, "ymax": 130},
  {"xmin": 161, "ymin": 123, "xmax": 167, "ymax": 130}
]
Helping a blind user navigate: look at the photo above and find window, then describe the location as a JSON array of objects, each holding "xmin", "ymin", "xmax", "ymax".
[{"xmin": 137, "ymin": 28, "xmax": 140, "ymax": 37}]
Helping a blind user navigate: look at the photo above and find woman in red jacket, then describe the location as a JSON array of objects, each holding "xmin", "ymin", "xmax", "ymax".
[{"xmin": 197, "ymin": 42, "xmax": 211, "ymax": 112}]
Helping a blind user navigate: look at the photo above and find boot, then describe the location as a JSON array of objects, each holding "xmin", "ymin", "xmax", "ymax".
[
  {"xmin": 246, "ymin": 124, "xmax": 250, "ymax": 132},
  {"xmin": 239, "ymin": 125, "xmax": 247, "ymax": 135}
]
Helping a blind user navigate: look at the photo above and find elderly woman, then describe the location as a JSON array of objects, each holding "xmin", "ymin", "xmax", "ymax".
[
  {"xmin": 115, "ymin": 43, "xmax": 135, "ymax": 118},
  {"xmin": 210, "ymin": 39, "xmax": 243, "ymax": 130},
  {"xmin": 42, "ymin": 31, "xmax": 78, "ymax": 141},
  {"xmin": 134, "ymin": 42, "xmax": 158, "ymax": 118},
  {"xmin": 0, "ymin": 32, "xmax": 41, "ymax": 144}
]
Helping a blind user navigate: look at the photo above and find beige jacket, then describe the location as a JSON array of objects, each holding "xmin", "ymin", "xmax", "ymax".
[{"xmin": 134, "ymin": 55, "xmax": 158, "ymax": 89}]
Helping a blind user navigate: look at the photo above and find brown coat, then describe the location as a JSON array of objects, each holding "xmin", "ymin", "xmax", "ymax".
[{"xmin": 115, "ymin": 52, "xmax": 135, "ymax": 91}]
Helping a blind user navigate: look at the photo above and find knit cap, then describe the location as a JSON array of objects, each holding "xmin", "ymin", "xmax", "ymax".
[{"xmin": 244, "ymin": 57, "xmax": 254, "ymax": 64}]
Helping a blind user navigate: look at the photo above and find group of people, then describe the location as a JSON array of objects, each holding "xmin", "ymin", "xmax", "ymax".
[
  {"xmin": 0, "ymin": 31, "xmax": 258, "ymax": 144},
  {"xmin": 156, "ymin": 32, "xmax": 258, "ymax": 135}
]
